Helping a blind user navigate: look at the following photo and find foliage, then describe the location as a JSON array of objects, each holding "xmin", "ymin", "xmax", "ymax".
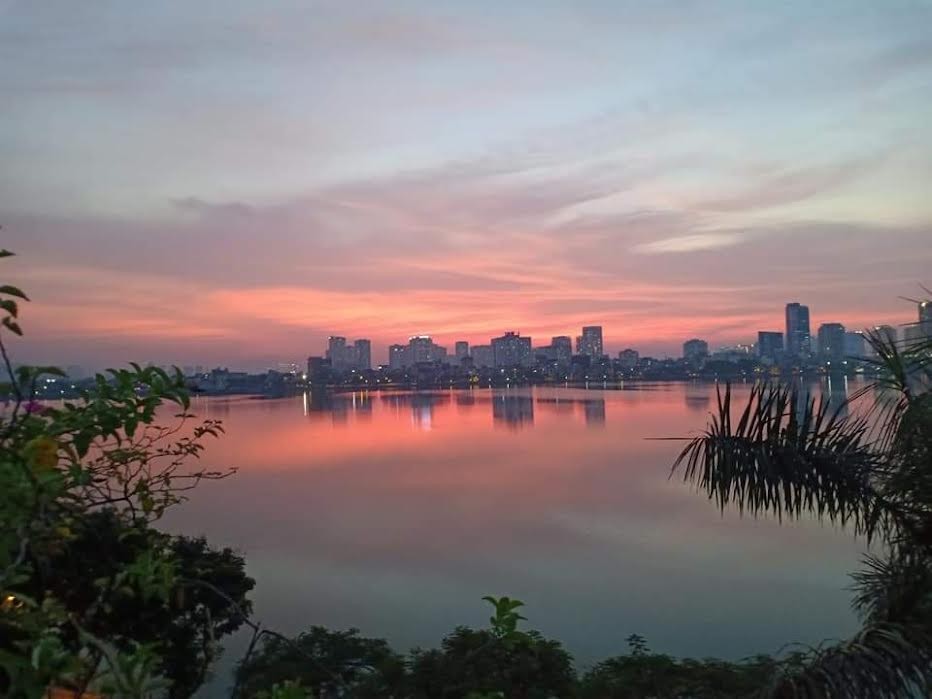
[
  {"xmin": 0, "ymin": 251, "xmax": 243, "ymax": 697},
  {"xmin": 578, "ymin": 634, "xmax": 781, "ymax": 699},
  {"xmin": 234, "ymin": 627, "xmax": 407, "ymax": 698},
  {"xmin": 673, "ymin": 324, "xmax": 932, "ymax": 697}
]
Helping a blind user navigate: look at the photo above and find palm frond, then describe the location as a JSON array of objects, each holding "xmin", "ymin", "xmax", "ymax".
[
  {"xmin": 765, "ymin": 623, "xmax": 932, "ymax": 699},
  {"xmin": 851, "ymin": 552, "xmax": 932, "ymax": 625},
  {"xmin": 672, "ymin": 383, "xmax": 891, "ymax": 540}
]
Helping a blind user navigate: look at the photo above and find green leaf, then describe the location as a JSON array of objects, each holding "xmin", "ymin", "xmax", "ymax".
[
  {"xmin": 2, "ymin": 316, "xmax": 22, "ymax": 336},
  {"xmin": 0, "ymin": 299, "xmax": 18, "ymax": 317},
  {"xmin": 0, "ymin": 285, "xmax": 29, "ymax": 301}
]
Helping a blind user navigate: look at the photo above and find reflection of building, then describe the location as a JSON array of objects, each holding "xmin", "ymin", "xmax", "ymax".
[
  {"xmin": 577, "ymin": 326, "xmax": 604, "ymax": 358},
  {"xmin": 684, "ymin": 383, "xmax": 711, "ymax": 411},
  {"xmin": 757, "ymin": 331, "xmax": 784, "ymax": 363},
  {"xmin": 824, "ymin": 376, "xmax": 849, "ymax": 418},
  {"xmin": 491, "ymin": 332, "xmax": 532, "ymax": 367},
  {"xmin": 785, "ymin": 303, "xmax": 811, "ymax": 358},
  {"xmin": 492, "ymin": 392, "xmax": 534, "ymax": 428},
  {"xmin": 817, "ymin": 323, "xmax": 846, "ymax": 365},
  {"xmin": 683, "ymin": 339, "xmax": 709, "ymax": 362},
  {"xmin": 582, "ymin": 399, "xmax": 605, "ymax": 426}
]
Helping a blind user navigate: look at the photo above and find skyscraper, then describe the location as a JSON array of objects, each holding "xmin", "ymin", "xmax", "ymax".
[
  {"xmin": 454, "ymin": 341, "xmax": 469, "ymax": 362},
  {"xmin": 408, "ymin": 335, "xmax": 435, "ymax": 364},
  {"xmin": 845, "ymin": 331, "xmax": 867, "ymax": 358},
  {"xmin": 920, "ymin": 301, "xmax": 932, "ymax": 338},
  {"xmin": 551, "ymin": 336, "xmax": 573, "ymax": 366},
  {"xmin": 618, "ymin": 348, "xmax": 639, "ymax": 369},
  {"xmin": 491, "ymin": 331, "xmax": 532, "ymax": 367},
  {"xmin": 471, "ymin": 345, "xmax": 493, "ymax": 368},
  {"xmin": 817, "ymin": 323, "xmax": 846, "ymax": 364},
  {"xmin": 388, "ymin": 344, "xmax": 407, "ymax": 370},
  {"xmin": 354, "ymin": 339, "xmax": 371, "ymax": 370},
  {"xmin": 326, "ymin": 336, "xmax": 358, "ymax": 371},
  {"xmin": 578, "ymin": 326, "xmax": 604, "ymax": 358},
  {"xmin": 757, "ymin": 331, "xmax": 784, "ymax": 363},
  {"xmin": 683, "ymin": 338, "xmax": 709, "ymax": 362},
  {"xmin": 785, "ymin": 303, "xmax": 811, "ymax": 358},
  {"xmin": 872, "ymin": 325, "xmax": 897, "ymax": 345}
]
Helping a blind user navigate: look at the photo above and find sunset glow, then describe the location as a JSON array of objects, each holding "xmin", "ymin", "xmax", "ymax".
[{"xmin": 2, "ymin": 2, "xmax": 930, "ymax": 368}]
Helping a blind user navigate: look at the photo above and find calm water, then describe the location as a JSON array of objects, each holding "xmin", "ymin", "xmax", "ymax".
[{"xmin": 163, "ymin": 381, "xmax": 865, "ymax": 694}]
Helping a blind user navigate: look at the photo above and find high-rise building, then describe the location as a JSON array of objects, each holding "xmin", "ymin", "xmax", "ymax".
[
  {"xmin": 817, "ymin": 323, "xmax": 846, "ymax": 364},
  {"xmin": 471, "ymin": 345, "xmax": 493, "ymax": 368},
  {"xmin": 551, "ymin": 336, "xmax": 573, "ymax": 366},
  {"xmin": 904, "ymin": 324, "xmax": 926, "ymax": 349},
  {"xmin": 919, "ymin": 301, "xmax": 932, "ymax": 339},
  {"xmin": 872, "ymin": 325, "xmax": 898, "ymax": 345},
  {"xmin": 683, "ymin": 339, "xmax": 709, "ymax": 362},
  {"xmin": 354, "ymin": 339, "xmax": 371, "ymax": 370},
  {"xmin": 326, "ymin": 336, "xmax": 359, "ymax": 371},
  {"xmin": 408, "ymin": 335, "xmax": 435, "ymax": 364},
  {"xmin": 845, "ymin": 331, "xmax": 867, "ymax": 358},
  {"xmin": 454, "ymin": 341, "xmax": 469, "ymax": 362},
  {"xmin": 491, "ymin": 332, "xmax": 532, "ymax": 367},
  {"xmin": 578, "ymin": 326, "xmax": 604, "ymax": 358},
  {"xmin": 757, "ymin": 331, "xmax": 784, "ymax": 363},
  {"xmin": 785, "ymin": 303, "xmax": 812, "ymax": 358},
  {"xmin": 388, "ymin": 344, "xmax": 407, "ymax": 370},
  {"xmin": 618, "ymin": 348, "xmax": 639, "ymax": 369}
]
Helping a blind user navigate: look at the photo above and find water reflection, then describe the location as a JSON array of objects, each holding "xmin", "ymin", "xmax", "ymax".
[
  {"xmin": 169, "ymin": 383, "xmax": 867, "ymax": 698},
  {"xmin": 492, "ymin": 392, "xmax": 535, "ymax": 430},
  {"xmin": 582, "ymin": 399, "xmax": 606, "ymax": 427}
]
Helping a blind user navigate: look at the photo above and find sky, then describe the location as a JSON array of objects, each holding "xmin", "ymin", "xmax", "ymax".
[{"xmin": 2, "ymin": 0, "xmax": 931, "ymax": 369}]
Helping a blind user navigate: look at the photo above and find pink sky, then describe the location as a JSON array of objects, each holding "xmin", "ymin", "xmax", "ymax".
[{"xmin": 2, "ymin": 2, "xmax": 930, "ymax": 369}]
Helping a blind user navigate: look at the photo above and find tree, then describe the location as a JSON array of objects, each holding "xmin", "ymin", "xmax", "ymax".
[
  {"xmin": 0, "ymin": 250, "xmax": 243, "ymax": 697},
  {"xmin": 672, "ymin": 324, "xmax": 932, "ymax": 697},
  {"xmin": 235, "ymin": 627, "xmax": 408, "ymax": 698}
]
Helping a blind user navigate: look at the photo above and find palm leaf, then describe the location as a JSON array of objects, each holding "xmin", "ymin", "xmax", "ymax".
[
  {"xmin": 765, "ymin": 623, "xmax": 932, "ymax": 699},
  {"xmin": 672, "ymin": 383, "xmax": 892, "ymax": 540}
]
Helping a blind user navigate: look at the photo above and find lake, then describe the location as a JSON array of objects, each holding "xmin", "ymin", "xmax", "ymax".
[{"xmin": 162, "ymin": 380, "xmax": 866, "ymax": 695}]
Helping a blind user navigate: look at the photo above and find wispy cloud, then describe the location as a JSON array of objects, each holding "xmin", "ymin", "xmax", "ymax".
[{"xmin": 633, "ymin": 233, "xmax": 745, "ymax": 254}]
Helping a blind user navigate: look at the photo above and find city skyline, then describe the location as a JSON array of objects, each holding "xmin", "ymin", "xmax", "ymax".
[{"xmin": 2, "ymin": 3, "xmax": 931, "ymax": 369}]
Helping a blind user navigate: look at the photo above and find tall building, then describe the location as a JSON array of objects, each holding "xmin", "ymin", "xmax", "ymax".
[
  {"xmin": 683, "ymin": 339, "xmax": 709, "ymax": 362},
  {"xmin": 471, "ymin": 345, "xmax": 493, "ymax": 368},
  {"xmin": 326, "ymin": 336, "xmax": 358, "ymax": 371},
  {"xmin": 454, "ymin": 341, "xmax": 469, "ymax": 362},
  {"xmin": 578, "ymin": 326, "xmax": 604, "ymax": 358},
  {"xmin": 785, "ymin": 303, "xmax": 812, "ymax": 358},
  {"xmin": 757, "ymin": 331, "xmax": 784, "ymax": 363},
  {"xmin": 551, "ymin": 336, "xmax": 573, "ymax": 366},
  {"xmin": 845, "ymin": 331, "xmax": 867, "ymax": 358},
  {"xmin": 817, "ymin": 323, "xmax": 846, "ymax": 364},
  {"xmin": 872, "ymin": 325, "xmax": 898, "ymax": 345},
  {"xmin": 388, "ymin": 344, "xmax": 407, "ymax": 370},
  {"xmin": 408, "ymin": 335, "xmax": 435, "ymax": 364},
  {"xmin": 919, "ymin": 300, "xmax": 932, "ymax": 339},
  {"xmin": 354, "ymin": 339, "xmax": 371, "ymax": 370},
  {"xmin": 618, "ymin": 348, "xmax": 639, "ymax": 369},
  {"xmin": 491, "ymin": 331, "xmax": 532, "ymax": 367},
  {"xmin": 904, "ymin": 324, "xmax": 926, "ymax": 349}
]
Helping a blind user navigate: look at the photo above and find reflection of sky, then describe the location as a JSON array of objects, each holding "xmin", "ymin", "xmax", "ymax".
[
  {"xmin": 163, "ymin": 384, "xmax": 865, "ymax": 694},
  {"xmin": 3, "ymin": 3, "xmax": 931, "ymax": 369}
]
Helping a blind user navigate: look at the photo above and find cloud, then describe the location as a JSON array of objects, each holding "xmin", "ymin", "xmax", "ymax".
[{"xmin": 633, "ymin": 233, "xmax": 746, "ymax": 254}]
